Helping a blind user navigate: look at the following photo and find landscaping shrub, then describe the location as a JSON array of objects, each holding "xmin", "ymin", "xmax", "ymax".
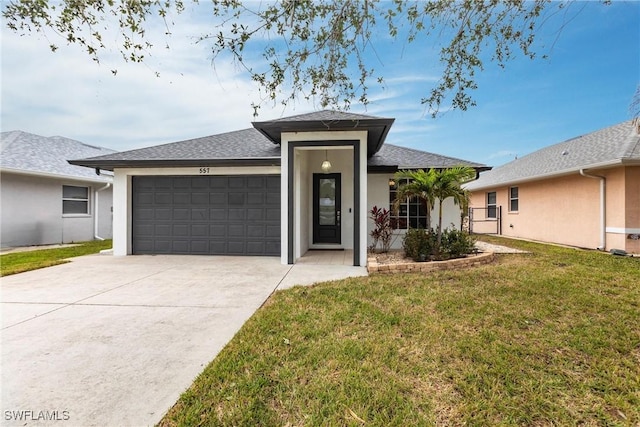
[
  {"xmin": 402, "ymin": 227, "xmax": 475, "ymax": 261},
  {"xmin": 402, "ymin": 228, "xmax": 437, "ymax": 261},
  {"xmin": 440, "ymin": 227, "xmax": 477, "ymax": 259}
]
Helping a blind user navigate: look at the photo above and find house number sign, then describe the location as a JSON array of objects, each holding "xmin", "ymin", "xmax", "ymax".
[{"xmin": 198, "ymin": 167, "xmax": 210, "ymax": 174}]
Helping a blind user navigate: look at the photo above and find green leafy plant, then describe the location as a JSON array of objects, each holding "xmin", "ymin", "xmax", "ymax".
[
  {"xmin": 439, "ymin": 227, "xmax": 477, "ymax": 259},
  {"xmin": 402, "ymin": 227, "xmax": 436, "ymax": 262},
  {"xmin": 369, "ymin": 206, "xmax": 394, "ymax": 253}
]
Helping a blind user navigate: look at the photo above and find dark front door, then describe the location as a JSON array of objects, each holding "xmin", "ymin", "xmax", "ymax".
[{"xmin": 313, "ymin": 173, "xmax": 341, "ymax": 244}]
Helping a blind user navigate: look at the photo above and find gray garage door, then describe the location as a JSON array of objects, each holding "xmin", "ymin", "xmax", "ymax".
[{"xmin": 132, "ymin": 175, "xmax": 280, "ymax": 255}]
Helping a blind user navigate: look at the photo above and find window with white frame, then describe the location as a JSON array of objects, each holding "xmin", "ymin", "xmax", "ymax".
[
  {"xmin": 389, "ymin": 179, "xmax": 428, "ymax": 229},
  {"xmin": 62, "ymin": 185, "xmax": 89, "ymax": 214},
  {"xmin": 509, "ymin": 187, "xmax": 519, "ymax": 212},
  {"xmin": 487, "ymin": 191, "xmax": 497, "ymax": 219}
]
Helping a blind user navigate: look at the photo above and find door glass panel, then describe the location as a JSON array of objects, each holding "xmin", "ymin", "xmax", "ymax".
[{"xmin": 318, "ymin": 178, "xmax": 336, "ymax": 225}]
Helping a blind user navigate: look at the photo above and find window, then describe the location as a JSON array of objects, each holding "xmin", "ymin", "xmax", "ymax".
[
  {"xmin": 389, "ymin": 179, "xmax": 428, "ymax": 229},
  {"xmin": 63, "ymin": 185, "xmax": 89, "ymax": 214},
  {"xmin": 509, "ymin": 187, "xmax": 519, "ymax": 212},
  {"xmin": 486, "ymin": 191, "xmax": 497, "ymax": 219}
]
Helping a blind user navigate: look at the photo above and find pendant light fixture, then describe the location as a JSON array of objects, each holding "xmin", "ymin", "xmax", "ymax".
[{"xmin": 321, "ymin": 150, "xmax": 332, "ymax": 173}]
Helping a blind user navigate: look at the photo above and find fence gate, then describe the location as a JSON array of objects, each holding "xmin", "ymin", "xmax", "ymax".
[{"xmin": 468, "ymin": 206, "xmax": 502, "ymax": 235}]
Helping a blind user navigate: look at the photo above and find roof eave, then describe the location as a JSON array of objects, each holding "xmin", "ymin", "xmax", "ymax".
[
  {"xmin": 467, "ymin": 159, "xmax": 634, "ymax": 191},
  {"xmin": 68, "ymin": 157, "xmax": 282, "ymax": 172},
  {"xmin": 0, "ymin": 166, "xmax": 113, "ymax": 183},
  {"xmin": 252, "ymin": 118, "xmax": 395, "ymax": 157}
]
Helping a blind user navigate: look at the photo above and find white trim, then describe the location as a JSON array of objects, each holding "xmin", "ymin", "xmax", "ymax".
[
  {"xmin": 113, "ymin": 166, "xmax": 281, "ymax": 176},
  {"xmin": 606, "ymin": 227, "xmax": 640, "ymax": 234}
]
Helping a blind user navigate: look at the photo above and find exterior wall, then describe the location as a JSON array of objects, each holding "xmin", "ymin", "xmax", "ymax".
[
  {"xmin": 282, "ymin": 130, "xmax": 368, "ymax": 266},
  {"xmin": 111, "ymin": 166, "xmax": 281, "ymax": 256},
  {"xmin": 305, "ymin": 149, "xmax": 355, "ymax": 250},
  {"xmin": 0, "ymin": 172, "xmax": 112, "ymax": 247},
  {"xmin": 623, "ymin": 166, "xmax": 640, "ymax": 253},
  {"xmin": 469, "ymin": 165, "xmax": 639, "ymax": 253},
  {"xmin": 367, "ymin": 173, "xmax": 465, "ymax": 251}
]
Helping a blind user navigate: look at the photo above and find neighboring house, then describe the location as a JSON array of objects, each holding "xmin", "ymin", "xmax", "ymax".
[
  {"xmin": 0, "ymin": 131, "xmax": 116, "ymax": 248},
  {"xmin": 70, "ymin": 111, "xmax": 487, "ymax": 266},
  {"xmin": 466, "ymin": 120, "xmax": 640, "ymax": 254}
]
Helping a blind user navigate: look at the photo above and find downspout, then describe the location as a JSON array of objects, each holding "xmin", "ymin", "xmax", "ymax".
[
  {"xmin": 94, "ymin": 182, "xmax": 111, "ymax": 240},
  {"xmin": 579, "ymin": 169, "xmax": 606, "ymax": 251}
]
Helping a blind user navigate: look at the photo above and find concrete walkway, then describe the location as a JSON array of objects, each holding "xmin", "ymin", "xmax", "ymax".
[{"xmin": 1, "ymin": 254, "xmax": 366, "ymax": 426}]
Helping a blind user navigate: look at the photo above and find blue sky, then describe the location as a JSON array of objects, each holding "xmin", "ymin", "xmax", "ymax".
[{"xmin": 1, "ymin": 1, "xmax": 638, "ymax": 167}]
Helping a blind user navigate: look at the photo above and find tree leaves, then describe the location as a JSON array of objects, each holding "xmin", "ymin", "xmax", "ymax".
[{"xmin": 3, "ymin": 0, "xmax": 597, "ymax": 115}]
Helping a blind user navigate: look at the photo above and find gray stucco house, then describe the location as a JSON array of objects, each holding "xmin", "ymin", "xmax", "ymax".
[
  {"xmin": 71, "ymin": 111, "xmax": 487, "ymax": 266},
  {"xmin": 1, "ymin": 131, "xmax": 115, "ymax": 248}
]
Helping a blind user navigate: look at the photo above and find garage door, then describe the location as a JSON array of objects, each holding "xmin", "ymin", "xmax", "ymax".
[{"xmin": 132, "ymin": 175, "xmax": 280, "ymax": 255}]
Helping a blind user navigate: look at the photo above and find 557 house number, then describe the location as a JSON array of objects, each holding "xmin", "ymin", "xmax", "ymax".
[{"xmin": 199, "ymin": 167, "xmax": 210, "ymax": 174}]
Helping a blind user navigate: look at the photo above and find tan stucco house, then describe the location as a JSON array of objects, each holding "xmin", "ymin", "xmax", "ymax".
[
  {"xmin": 466, "ymin": 120, "xmax": 640, "ymax": 254},
  {"xmin": 70, "ymin": 111, "xmax": 488, "ymax": 266}
]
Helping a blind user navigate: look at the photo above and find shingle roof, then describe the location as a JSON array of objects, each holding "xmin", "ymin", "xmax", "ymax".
[
  {"xmin": 69, "ymin": 110, "xmax": 486, "ymax": 171},
  {"xmin": 267, "ymin": 110, "xmax": 385, "ymax": 122},
  {"xmin": 466, "ymin": 120, "xmax": 640, "ymax": 190},
  {"xmin": 79, "ymin": 128, "xmax": 280, "ymax": 163},
  {"xmin": 252, "ymin": 109, "xmax": 395, "ymax": 156},
  {"xmin": 369, "ymin": 144, "xmax": 488, "ymax": 170},
  {"xmin": 70, "ymin": 128, "xmax": 486, "ymax": 172},
  {"xmin": 1, "ymin": 130, "xmax": 116, "ymax": 182}
]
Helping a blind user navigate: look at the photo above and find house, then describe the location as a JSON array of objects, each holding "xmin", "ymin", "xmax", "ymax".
[
  {"xmin": 466, "ymin": 120, "xmax": 640, "ymax": 254},
  {"xmin": 0, "ymin": 131, "xmax": 115, "ymax": 248},
  {"xmin": 69, "ymin": 111, "xmax": 487, "ymax": 266}
]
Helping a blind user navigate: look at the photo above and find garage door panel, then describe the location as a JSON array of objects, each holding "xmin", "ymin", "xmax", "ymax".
[
  {"xmin": 228, "ymin": 208, "xmax": 246, "ymax": 220},
  {"xmin": 210, "ymin": 192, "xmax": 225, "ymax": 204},
  {"xmin": 135, "ymin": 208, "xmax": 154, "ymax": 221},
  {"xmin": 265, "ymin": 225, "xmax": 281, "ymax": 238},
  {"xmin": 228, "ymin": 193, "xmax": 245, "ymax": 205},
  {"xmin": 132, "ymin": 175, "xmax": 280, "ymax": 255},
  {"xmin": 228, "ymin": 177, "xmax": 245, "ymax": 188},
  {"xmin": 228, "ymin": 224, "xmax": 245, "ymax": 237},
  {"xmin": 155, "ymin": 224, "xmax": 172, "ymax": 236},
  {"xmin": 247, "ymin": 225, "xmax": 265, "ymax": 237},
  {"xmin": 227, "ymin": 241, "xmax": 245, "ymax": 254},
  {"xmin": 155, "ymin": 209, "xmax": 172, "ymax": 220},
  {"xmin": 191, "ymin": 193, "xmax": 209, "ymax": 204},
  {"xmin": 191, "ymin": 224, "xmax": 208, "ymax": 236},
  {"xmin": 190, "ymin": 241, "xmax": 208, "ymax": 253},
  {"xmin": 191, "ymin": 209, "xmax": 208, "ymax": 220},
  {"xmin": 266, "ymin": 208, "xmax": 280, "ymax": 221},
  {"xmin": 248, "ymin": 193, "xmax": 265, "ymax": 204},
  {"xmin": 266, "ymin": 192, "xmax": 279, "ymax": 205}
]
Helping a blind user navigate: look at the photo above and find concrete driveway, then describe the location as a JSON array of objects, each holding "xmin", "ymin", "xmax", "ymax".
[{"xmin": 1, "ymin": 254, "xmax": 366, "ymax": 426}]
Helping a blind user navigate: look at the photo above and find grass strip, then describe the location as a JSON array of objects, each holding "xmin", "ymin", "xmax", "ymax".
[
  {"xmin": 160, "ymin": 236, "xmax": 639, "ymax": 426},
  {"xmin": 0, "ymin": 240, "xmax": 112, "ymax": 276}
]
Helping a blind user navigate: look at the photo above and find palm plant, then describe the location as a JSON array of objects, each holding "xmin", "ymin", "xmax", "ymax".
[
  {"xmin": 394, "ymin": 166, "xmax": 476, "ymax": 253},
  {"xmin": 393, "ymin": 168, "xmax": 437, "ymax": 231},
  {"xmin": 432, "ymin": 166, "xmax": 477, "ymax": 249}
]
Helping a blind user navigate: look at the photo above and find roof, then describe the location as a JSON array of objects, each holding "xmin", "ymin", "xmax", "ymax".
[
  {"xmin": 252, "ymin": 110, "xmax": 395, "ymax": 157},
  {"xmin": 70, "ymin": 128, "xmax": 487, "ymax": 173},
  {"xmin": 466, "ymin": 120, "xmax": 640, "ymax": 191},
  {"xmin": 1, "ymin": 130, "xmax": 116, "ymax": 182},
  {"xmin": 369, "ymin": 144, "xmax": 489, "ymax": 172},
  {"xmin": 71, "ymin": 128, "xmax": 281, "ymax": 170}
]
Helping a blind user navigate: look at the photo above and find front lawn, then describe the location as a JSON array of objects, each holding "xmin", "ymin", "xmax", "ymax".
[
  {"xmin": 160, "ymin": 237, "xmax": 639, "ymax": 426},
  {"xmin": 0, "ymin": 240, "xmax": 112, "ymax": 276}
]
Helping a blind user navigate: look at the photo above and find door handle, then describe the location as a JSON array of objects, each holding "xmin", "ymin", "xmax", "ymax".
[{"xmin": 337, "ymin": 210, "xmax": 341, "ymax": 226}]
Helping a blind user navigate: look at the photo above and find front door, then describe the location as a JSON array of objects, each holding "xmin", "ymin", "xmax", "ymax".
[{"xmin": 313, "ymin": 173, "xmax": 341, "ymax": 244}]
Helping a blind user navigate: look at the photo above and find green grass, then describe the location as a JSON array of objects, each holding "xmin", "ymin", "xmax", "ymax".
[
  {"xmin": 0, "ymin": 240, "xmax": 112, "ymax": 276},
  {"xmin": 160, "ymin": 236, "xmax": 640, "ymax": 426}
]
